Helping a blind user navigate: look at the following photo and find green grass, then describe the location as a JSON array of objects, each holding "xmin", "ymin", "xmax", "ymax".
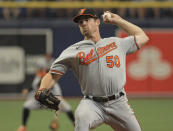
[{"xmin": 0, "ymin": 98, "xmax": 173, "ymax": 131}]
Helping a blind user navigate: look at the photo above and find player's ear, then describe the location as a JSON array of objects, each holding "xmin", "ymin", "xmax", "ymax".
[{"xmin": 96, "ymin": 19, "xmax": 100, "ymax": 26}]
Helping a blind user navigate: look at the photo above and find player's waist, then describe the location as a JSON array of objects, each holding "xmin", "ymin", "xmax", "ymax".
[{"xmin": 84, "ymin": 92, "xmax": 124, "ymax": 103}]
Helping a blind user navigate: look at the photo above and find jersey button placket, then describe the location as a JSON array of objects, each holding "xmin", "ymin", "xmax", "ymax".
[
  {"xmin": 93, "ymin": 44, "xmax": 103, "ymax": 94},
  {"xmin": 95, "ymin": 43, "xmax": 108, "ymax": 95}
]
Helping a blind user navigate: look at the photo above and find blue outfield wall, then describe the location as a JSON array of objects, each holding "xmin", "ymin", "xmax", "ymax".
[{"xmin": 0, "ymin": 19, "xmax": 172, "ymax": 96}]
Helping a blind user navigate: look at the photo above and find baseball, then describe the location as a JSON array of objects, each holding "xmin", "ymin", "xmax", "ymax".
[{"xmin": 103, "ymin": 12, "xmax": 111, "ymax": 19}]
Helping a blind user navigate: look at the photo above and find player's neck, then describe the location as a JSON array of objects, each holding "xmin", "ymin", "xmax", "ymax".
[{"xmin": 84, "ymin": 33, "xmax": 101, "ymax": 44}]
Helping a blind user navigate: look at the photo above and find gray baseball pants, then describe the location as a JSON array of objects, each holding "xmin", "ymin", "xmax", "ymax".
[{"xmin": 75, "ymin": 96, "xmax": 141, "ymax": 131}]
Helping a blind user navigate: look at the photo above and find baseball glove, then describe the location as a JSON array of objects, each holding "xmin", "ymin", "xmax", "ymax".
[{"xmin": 35, "ymin": 88, "xmax": 60, "ymax": 111}]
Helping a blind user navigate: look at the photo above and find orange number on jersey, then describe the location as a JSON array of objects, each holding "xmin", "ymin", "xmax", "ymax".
[
  {"xmin": 114, "ymin": 55, "xmax": 120, "ymax": 67},
  {"xmin": 106, "ymin": 55, "xmax": 120, "ymax": 68},
  {"xmin": 106, "ymin": 56, "xmax": 114, "ymax": 68}
]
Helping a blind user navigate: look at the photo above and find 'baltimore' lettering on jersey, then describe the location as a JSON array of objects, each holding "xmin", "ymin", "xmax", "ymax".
[{"xmin": 77, "ymin": 42, "xmax": 117, "ymax": 65}]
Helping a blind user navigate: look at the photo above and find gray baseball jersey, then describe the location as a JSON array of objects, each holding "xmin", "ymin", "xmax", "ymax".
[{"xmin": 50, "ymin": 36, "xmax": 139, "ymax": 97}]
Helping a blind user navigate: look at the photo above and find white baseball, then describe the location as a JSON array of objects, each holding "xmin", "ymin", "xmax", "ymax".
[{"xmin": 103, "ymin": 12, "xmax": 111, "ymax": 19}]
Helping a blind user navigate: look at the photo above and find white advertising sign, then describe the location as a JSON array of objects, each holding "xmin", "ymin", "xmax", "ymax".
[{"xmin": 0, "ymin": 47, "xmax": 25, "ymax": 84}]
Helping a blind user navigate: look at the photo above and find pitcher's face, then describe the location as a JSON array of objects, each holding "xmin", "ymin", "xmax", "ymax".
[{"xmin": 78, "ymin": 17, "xmax": 100, "ymax": 37}]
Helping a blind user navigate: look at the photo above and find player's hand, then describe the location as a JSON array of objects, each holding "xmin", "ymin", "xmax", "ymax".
[
  {"xmin": 35, "ymin": 88, "xmax": 60, "ymax": 111},
  {"xmin": 102, "ymin": 11, "xmax": 122, "ymax": 25}
]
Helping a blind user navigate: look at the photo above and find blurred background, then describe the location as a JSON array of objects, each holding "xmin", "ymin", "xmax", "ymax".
[{"xmin": 0, "ymin": 0, "xmax": 173, "ymax": 131}]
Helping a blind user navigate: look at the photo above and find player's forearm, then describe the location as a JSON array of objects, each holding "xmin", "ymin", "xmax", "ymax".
[
  {"xmin": 115, "ymin": 19, "xmax": 143, "ymax": 35},
  {"xmin": 115, "ymin": 18, "xmax": 149, "ymax": 47},
  {"xmin": 39, "ymin": 72, "xmax": 60, "ymax": 90}
]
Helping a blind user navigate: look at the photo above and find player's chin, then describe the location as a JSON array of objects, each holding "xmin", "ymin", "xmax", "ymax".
[{"xmin": 82, "ymin": 30, "xmax": 89, "ymax": 36}]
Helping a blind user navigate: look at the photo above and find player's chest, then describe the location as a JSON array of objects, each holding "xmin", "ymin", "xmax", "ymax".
[{"xmin": 76, "ymin": 42, "xmax": 121, "ymax": 66}]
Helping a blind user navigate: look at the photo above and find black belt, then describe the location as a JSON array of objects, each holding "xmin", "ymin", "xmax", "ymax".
[{"xmin": 85, "ymin": 92, "xmax": 124, "ymax": 103}]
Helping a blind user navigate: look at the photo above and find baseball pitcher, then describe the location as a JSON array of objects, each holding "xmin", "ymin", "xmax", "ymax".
[{"xmin": 35, "ymin": 9, "xmax": 149, "ymax": 131}]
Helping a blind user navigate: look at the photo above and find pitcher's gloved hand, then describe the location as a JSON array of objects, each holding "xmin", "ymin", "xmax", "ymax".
[{"xmin": 35, "ymin": 88, "xmax": 60, "ymax": 111}]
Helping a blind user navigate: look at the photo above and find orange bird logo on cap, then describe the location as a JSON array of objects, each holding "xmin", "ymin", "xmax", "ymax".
[{"xmin": 79, "ymin": 9, "xmax": 86, "ymax": 15}]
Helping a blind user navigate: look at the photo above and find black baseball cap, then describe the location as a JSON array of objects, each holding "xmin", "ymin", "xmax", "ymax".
[{"xmin": 73, "ymin": 8, "xmax": 98, "ymax": 23}]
